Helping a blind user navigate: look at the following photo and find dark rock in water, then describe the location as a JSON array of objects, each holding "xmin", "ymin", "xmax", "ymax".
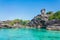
[
  {"xmin": 28, "ymin": 9, "xmax": 60, "ymax": 30},
  {"xmin": 46, "ymin": 19, "xmax": 60, "ymax": 30},
  {"xmin": 28, "ymin": 14, "xmax": 43, "ymax": 28},
  {"xmin": 28, "ymin": 9, "xmax": 48, "ymax": 28}
]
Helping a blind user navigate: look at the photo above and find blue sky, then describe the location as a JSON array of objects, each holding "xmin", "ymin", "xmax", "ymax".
[{"xmin": 0, "ymin": 0, "xmax": 60, "ymax": 20}]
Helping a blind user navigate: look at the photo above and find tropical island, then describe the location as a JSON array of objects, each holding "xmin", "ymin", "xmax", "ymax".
[
  {"xmin": 28, "ymin": 9, "xmax": 60, "ymax": 30},
  {"xmin": 0, "ymin": 19, "xmax": 30, "ymax": 28},
  {"xmin": 0, "ymin": 9, "xmax": 60, "ymax": 30}
]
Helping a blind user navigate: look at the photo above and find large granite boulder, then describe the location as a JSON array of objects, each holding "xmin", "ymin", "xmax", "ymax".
[
  {"xmin": 46, "ymin": 19, "xmax": 60, "ymax": 30},
  {"xmin": 28, "ymin": 9, "xmax": 48, "ymax": 28},
  {"xmin": 28, "ymin": 14, "xmax": 46, "ymax": 28}
]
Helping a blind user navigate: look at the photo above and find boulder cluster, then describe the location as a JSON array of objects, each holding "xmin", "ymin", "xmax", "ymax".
[
  {"xmin": 28, "ymin": 15, "xmax": 48, "ymax": 28},
  {"xmin": 28, "ymin": 9, "xmax": 48, "ymax": 28},
  {"xmin": 28, "ymin": 9, "xmax": 60, "ymax": 30}
]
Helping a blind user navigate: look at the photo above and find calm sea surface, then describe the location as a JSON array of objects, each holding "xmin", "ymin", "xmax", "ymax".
[{"xmin": 0, "ymin": 28, "xmax": 60, "ymax": 40}]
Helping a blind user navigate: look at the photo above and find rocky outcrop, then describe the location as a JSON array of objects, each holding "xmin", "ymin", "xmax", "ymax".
[
  {"xmin": 28, "ymin": 15, "xmax": 42, "ymax": 28},
  {"xmin": 46, "ymin": 19, "xmax": 60, "ymax": 30},
  {"xmin": 28, "ymin": 9, "xmax": 48, "ymax": 28},
  {"xmin": 28, "ymin": 9, "xmax": 60, "ymax": 30}
]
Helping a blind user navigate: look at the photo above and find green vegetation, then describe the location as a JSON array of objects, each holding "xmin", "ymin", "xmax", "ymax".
[
  {"xmin": 9, "ymin": 19, "xmax": 30, "ymax": 26},
  {"xmin": 47, "ymin": 11, "xmax": 60, "ymax": 20}
]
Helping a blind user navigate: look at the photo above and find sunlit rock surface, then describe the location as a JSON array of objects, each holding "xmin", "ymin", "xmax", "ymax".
[
  {"xmin": 28, "ymin": 9, "xmax": 48, "ymax": 28},
  {"xmin": 46, "ymin": 19, "xmax": 60, "ymax": 30},
  {"xmin": 28, "ymin": 9, "xmax": 60, "ymax": 30}
]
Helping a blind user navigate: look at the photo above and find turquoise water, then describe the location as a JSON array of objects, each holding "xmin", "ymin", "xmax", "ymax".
[{"xmin": 0, "ymin": 28, "xmax": 60, "ymax": 40}]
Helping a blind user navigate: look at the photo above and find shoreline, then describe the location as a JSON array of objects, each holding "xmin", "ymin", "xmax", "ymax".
[{"xmin": 0, "ymin": 26, "xmax": 60, "ymax": 31}]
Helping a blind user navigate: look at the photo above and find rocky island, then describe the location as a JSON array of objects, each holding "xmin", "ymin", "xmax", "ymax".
[
  {"xmin": 28, "ymin": 9, "xmax": 60, "ymax": 30},
  {"xmin": 0, "ymin": 19, "xmax": 30, "ymax": 28},
  {"xmin": 0, "ymin": 9, "xmax": 60, "ymax": 30}
]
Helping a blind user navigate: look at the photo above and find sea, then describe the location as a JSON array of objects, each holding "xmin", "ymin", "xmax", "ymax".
[{"xmin": 0, "ymin": 28, "xmax": 60, "ymax": 40}]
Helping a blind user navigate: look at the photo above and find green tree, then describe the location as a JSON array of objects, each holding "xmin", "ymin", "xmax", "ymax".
[
  {"xmin": 54, "ymin": 11, "xmax": 60, "ymax": 19},
  {"xmin": 48, "ymin": 11, "xmax": 60, "ymax": 20},
  {"xmin": 9, "ymin": 19, "xmax": 30, "ymax": 26}
]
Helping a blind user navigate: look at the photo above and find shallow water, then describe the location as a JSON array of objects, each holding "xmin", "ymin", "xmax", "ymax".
[{"xmin": 0, "ymin": 28, "xmax": 60, "ymax": 40}]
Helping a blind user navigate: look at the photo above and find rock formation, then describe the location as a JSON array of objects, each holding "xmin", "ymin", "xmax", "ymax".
[
  {"xmin": 46, "ymin": 19, "xmax": 60, "ymax": 30},
  {"xmin": 28, "ymin": 9, "xmax": 49, "ymax": 28},
  {"xmin": 28, "ymin": 9, "xmax": 60, "ymax": 30}
]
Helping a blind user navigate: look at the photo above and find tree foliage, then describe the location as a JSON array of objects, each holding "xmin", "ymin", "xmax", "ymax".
[
  {"xmin": 9, "ymin": 19, "xmax": 30, "ymax": 26},
  {"xmin": 48, "ymin": 11, "xmax": 60, "ymax": 20}
]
